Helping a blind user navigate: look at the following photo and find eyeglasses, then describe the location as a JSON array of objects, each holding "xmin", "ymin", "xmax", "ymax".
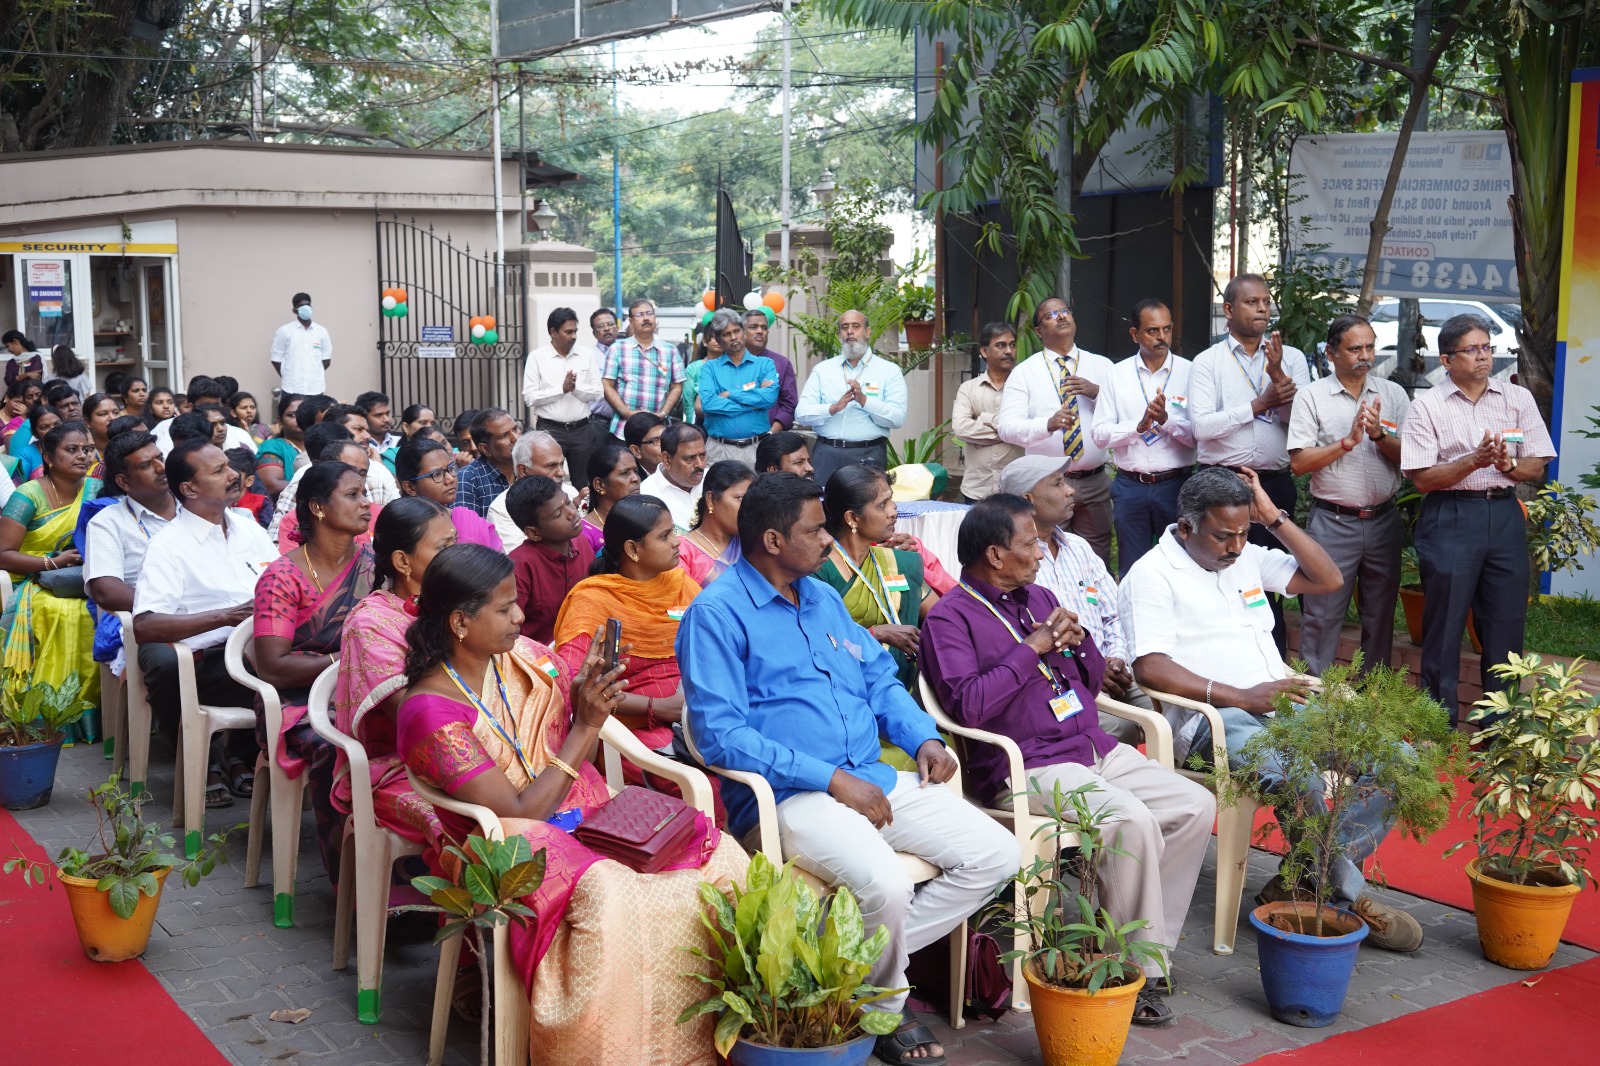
[
  {"xmin": 630, "ymin": 310, "xmax": 656, "ymax": 320},
  {"xmin": 1041, "ymin": 308, "xmax": 1074, "ymax": 323},
  {"xmin": 407, "ymin": 466, "xmax": 457, "ymax": 485},
  {"xmin": 1444, "ymin": 344, "xmax": 1493, "ymax": 357}
]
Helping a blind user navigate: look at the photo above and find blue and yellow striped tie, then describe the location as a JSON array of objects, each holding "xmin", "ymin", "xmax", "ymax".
[{"xmin": 1058, "ymin": 356, "xmax": 1085, "ymax": 463}]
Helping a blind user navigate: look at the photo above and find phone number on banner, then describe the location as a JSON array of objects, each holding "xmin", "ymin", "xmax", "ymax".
[{"xmin": 1294, "ymin": 253, "xmax": 1518, "ymax": 303}]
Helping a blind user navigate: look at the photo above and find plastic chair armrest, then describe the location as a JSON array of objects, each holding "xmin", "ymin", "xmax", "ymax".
[
  {"xmin": 597, "ymin": 717, "xmax": 715, "ymax": 816},
  {"xmin": 406, "ymin": 770, "xmax": 505, "ymax": 842},
  {"xmin": 1096, "ymin": 694, "xmax": 1175, "ymax": 768},
  {"xmin": 1142, "ymin": 686, "xmax": 1232, "ymax": 774}
]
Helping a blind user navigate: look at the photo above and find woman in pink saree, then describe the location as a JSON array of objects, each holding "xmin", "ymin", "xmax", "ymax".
[{"xmin": 396, "ymin": 543, "xmax": 747, "ymax": 1065}]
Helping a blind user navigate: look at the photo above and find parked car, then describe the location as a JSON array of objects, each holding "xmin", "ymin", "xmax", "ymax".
[{"xmin": 1369, "ymin": 298, "xmax": 1521, "ymax": 387}]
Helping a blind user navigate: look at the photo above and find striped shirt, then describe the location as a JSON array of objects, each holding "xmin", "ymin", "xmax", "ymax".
[
  {"xmin": 1032, "ymin": 527, "xmax": 1130, "ymax": 663},
  {"xmin": 602, "ymin": 337, "xmax": 686, "ymax": 436},
  {"xmin": 1400, "ymin": 377, "xmax": 1554, "ymax": 491}
]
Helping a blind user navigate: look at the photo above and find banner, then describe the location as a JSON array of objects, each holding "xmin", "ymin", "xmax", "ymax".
[
  {"xmin": 1550, "ymin": 70, "xmax": 1600, "ymax": 597},
  {"xmin": 1288, "ymin": 130, "xmax": 1517, "ymax": 302}
]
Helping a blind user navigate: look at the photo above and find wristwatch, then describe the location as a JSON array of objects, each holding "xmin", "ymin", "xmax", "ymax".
[{"xmin": 1266, "ymin": 510, "xmax": 1290, "ymax": 532}]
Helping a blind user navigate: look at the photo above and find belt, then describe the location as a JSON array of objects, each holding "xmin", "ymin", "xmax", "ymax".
[
  {"xmin": 709, "ymin": 433, "xmax": 766, "ymax": 447},
  {"xmin": 1313, "ymin": 497, "xmax": 1396, "ymax": 519},
  {"xmin": 1434, "ymin": 487, "xmax": 1516, "ymax": 500},
  {"xmin": 1225, "ymin": 465, "xmax": 1289, "ymax": 480},
  {"xmin": 1124, "ymin": 467, "xmax": 1189, "ymax": 485},
  {"xmin": 536, "ymin": 417, "xmax": 590, "ymax": 431},
  {"xmin": 816, "ymin": 436, "xmax": 887, "ymax": 450},
  {"xmin": 1064, "ymin": 465, "xmax": 1107, "ymax": 481}
]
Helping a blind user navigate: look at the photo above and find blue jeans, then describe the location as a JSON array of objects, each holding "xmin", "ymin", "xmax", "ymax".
[{"xmin": 1190, "ymin": 704, "xmax": 1397, "ymax": 904}]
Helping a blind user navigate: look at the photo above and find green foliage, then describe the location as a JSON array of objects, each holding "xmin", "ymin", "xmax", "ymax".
[
  {"xmin": 1450, "ymin": 653, "xmax": 1600, "ymax": 890},
  {"xmin": 1524, "ymin": 482, "xmax": 1600, "ymax": 577},
  {"xmin": 1570, "ymin": 406, "xmax": 1600, "ymax": 493},
  {"xmin": 3, "ymin": 773, "xmax": 238, "ymax": 919},
  {"xmin": 825, "ymin": 180, "xmax": 897, "ymax": 282},
  {"xmin": 1218, "ymin": 658, "xmax": 1465, "ymax": 928},
  {"xmin": 1268, "ymin": 252, "xmax": 1353, "ymax": 360},
  {"xmin": 992, "ymin": 780, "xmax": 1167, "ymax": 991},
  {"xmin": 0, "ymin": 668, "xmax": 92, "ymax": 747},
  {"xmin": 899, "ymin": 280, "xmax": 936, "ymax": 322},
  {"xmin": 678, "ymin": 852, "xmax": 902, "ymax": 1055},
  {"xmin": 887, "ymin": 421, "xmax": 952, "ymax": 468}
]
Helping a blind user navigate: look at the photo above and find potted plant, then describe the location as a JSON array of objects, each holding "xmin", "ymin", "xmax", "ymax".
[
  {"xmin": 679, "ymin": 851, "xmax": 903, "ymax": 1065},
  {"xmin": 1221, "ymin": 658, "xmax": 1462, "ymax": 1026},
  {"xmin": 0, "ymin": 668, "xmax": 92, "ymax": 810},
  {"xmin": 899, "ymin": 280, "xmax": 936, "ymax": 349},
  {"xmin": 1524, "ymin": 482, "xmax": 1600, "ymax": 589},
  {"xmin": 4, "ymin": 773, "xmax": 236, "ymax": 961},
  {"xmin": 1447, "ymin": 653, "xmax": 1600, "ymax": 969},
  {"xmin": 994, "ymin": 780, "xmax": 1167, "ymax": 1066}
]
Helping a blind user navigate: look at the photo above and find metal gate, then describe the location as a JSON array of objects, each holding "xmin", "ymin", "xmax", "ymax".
[{"xmin": 375, "ymin": 211, "xmax": 527, "ymax": 422}]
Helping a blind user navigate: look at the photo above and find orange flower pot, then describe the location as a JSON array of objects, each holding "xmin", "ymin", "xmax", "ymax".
[
  {"xmin": 1022, "ymin": 963, "xmax": 1143, "ymax": 1066},
  {"xmin": 58, "ymin": 866, "xmax": 170, "ymax": 962},
  {"xmin": 1466, "ymin": 856, "xmax": 1581, "ymax": 970}
]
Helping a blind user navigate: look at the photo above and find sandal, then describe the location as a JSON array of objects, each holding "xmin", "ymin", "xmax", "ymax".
[
  {"xmin": 205, "ymin": 771, "xmax": 234, "ymax": 809},
  {"xmin": 1131, "ymin": 987, "xmax": 1176, "ymax": 1027},
  {"xmin": 874, "ymin": 1022, "xmax": 946, "ymax": 1065},
  {"xmin": 225, "ymin": 758, "xmax": 255, "ymax": 799}
]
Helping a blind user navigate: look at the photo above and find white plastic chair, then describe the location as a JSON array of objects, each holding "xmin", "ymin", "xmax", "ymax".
[
  {"xmin": 303, "ymin": 664, "xmax": 426, "ymax": 1024},
  {"xmin": 681, "ymin": 715, "xmax": 970, "ymax": 1031},
  {"xmin": 224, "ymin": 616, "xmax": 312, "ymax": 928},
  {"xmin": 0, "ymin": 570, "xmax": 11, "ymax": 612},
  {"xmin": 1141, "ymin": 668, "xmax": 1321, "ymax": 955},
  {"xmin": 168, "ymin": 628, "xmax": 258, "ymax": 864},
  {"xmin": 915, "ymin": 676, "xmax": 1173, "ymax": 1010},
  {"xmin": 410, "ymin": 717, "xmax": 718, "ymax": 1066},
  {"xmin": 116, "ymin": 611, "xmax": 156, "ymax": 798}
]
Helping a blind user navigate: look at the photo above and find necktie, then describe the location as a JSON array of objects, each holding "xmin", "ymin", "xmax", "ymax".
[{"xmin": 1058, "ymin": 356, "xmax": 1084, "ymax": 463}]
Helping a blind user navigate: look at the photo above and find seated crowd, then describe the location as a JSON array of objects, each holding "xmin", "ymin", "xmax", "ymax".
[{"xmin": 0, "ymin": 294, "xmax": 1556, "ymax": 1066}]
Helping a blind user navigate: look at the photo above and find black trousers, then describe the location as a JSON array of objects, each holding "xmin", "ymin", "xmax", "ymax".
[
  {"xmin": 1246, "ymin": 469, "xmax": 1298, "ymax": 658},
  {"xmin": 810, "ymin": 440, "xmax": 888, "ymax": 488},
  {"xmin": 139, "ymin": 641, "xmax": 259, "ymax": 771},
  {"xmin": 539, "ymin": 418, "xmax": 596, "ymax": 489},
  {"xmin": 1415, "ymin": 494, "xmax": 1528, "ymax": 723}
]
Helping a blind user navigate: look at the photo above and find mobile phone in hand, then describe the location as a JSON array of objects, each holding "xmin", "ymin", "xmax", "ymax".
[{"xmin": 603, "ymin": 618, "xmax": 622, "ymax": 673}]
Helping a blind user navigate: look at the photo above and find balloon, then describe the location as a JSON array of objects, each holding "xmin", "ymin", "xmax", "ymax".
[
  {"xmin": 482, "ymin": 315, "xmax": 496, "ymax": 330},
  {"xmin": 763, "ymin": 291, "xmax": 786, "ymax": 314},
  {"xmin": 471, "ymin": 323, "xmax": 486, "ymax": 339},
  {"xmin": 743, "ymin": 290, "xmax": 763, "ymax": 311},
  {"xmin": 381, "ymin": 295, "xmax": 397, "ymax": 310},
  {"xmin": 482, "ymin": 329, "xmax": 499, "ymax": 345},
  {"xmin": 393, "ymin": 288, "xmax": 407, "ymax": 303},
  {"xmin": 394, "ymin": 303, "xmax": 408, "ymax": 317},
  {"xmin": 702, "ymin": 290, "xmax": 716, "ymax": 312},
  {"xmin": 761, "ymin": 306, "xmax": 775, "ymax": 326},
  {"xmin": 699, "ymin": 310, "xmax": 714, "ymax": 327}
]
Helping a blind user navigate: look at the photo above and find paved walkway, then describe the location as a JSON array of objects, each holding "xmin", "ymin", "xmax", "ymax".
[{"xmin": 15, "ymin": 740, "xmax": 1593, "ymax": 1065}]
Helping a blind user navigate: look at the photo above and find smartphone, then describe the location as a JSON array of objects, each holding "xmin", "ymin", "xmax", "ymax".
[{"xmin": 602, "ymin": 618, "xmax": 622, "ymax": 673}]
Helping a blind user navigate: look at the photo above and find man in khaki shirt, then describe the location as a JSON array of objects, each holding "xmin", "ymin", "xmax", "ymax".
[
  {"xmin": 1287, "ymin": 315, "xmax": 1410, "ymax": 674},
  {"xmin": 952, "ymin": 323, "xmax": 1024, "ymax": 500}
]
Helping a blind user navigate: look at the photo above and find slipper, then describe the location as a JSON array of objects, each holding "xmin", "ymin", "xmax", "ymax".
[
  {"xmin": 225, "ymin": 758, "xmax": 255, "ymax": 799},
  {"xmin": 874, "ymin": 1022, "xmax": 946, "ymax": 1066},
  {"xmin": 205, "ymin": 781, "xmax": 234, "ymax": 809},
  {"xmin": 1131, "ymin": 987, "xmax": 1176, "ymax": 1027}
]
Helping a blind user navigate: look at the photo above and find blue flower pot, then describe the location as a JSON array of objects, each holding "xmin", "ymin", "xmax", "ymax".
[
  {"xmin": 1249, "ymin": 901, "xmax": 1369, "ymax": 1027},
  {"xmin": 727, "ymin": 1033, "xmax": 876, "ymax": 1066},
  {"xmin": 0, "ymin": 735, "xmax": 66, "ymax": 810}
]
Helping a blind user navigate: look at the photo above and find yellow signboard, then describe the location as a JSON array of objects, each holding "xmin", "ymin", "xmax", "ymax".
[{"xmin": 0, "ymin": 241, "xmax": 178, "ymax": 254}]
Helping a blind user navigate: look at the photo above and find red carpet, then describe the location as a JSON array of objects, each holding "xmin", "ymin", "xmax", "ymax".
[
  {"xmin": 1254, "ymin": 955, "xmax": 1600, "ymax": 1064},
  {"xmin": 0, "ymin": 807, "xmax": 227, "ymax": 1063},
  {"xmin": 1245, "ymin": 775, "xmax": 1600, "ymax": 951}
]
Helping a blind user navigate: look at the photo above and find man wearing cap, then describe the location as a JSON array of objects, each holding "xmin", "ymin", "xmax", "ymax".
[
  {"xmin": 1000, "ymin": 454, "xmax": 1152, "ymax": 740},
  {"xmin": 996, "ymin": 297, "xmax": 1115, "ymax": 566},
  {"xmin": 1091, "ymin": 299, "xmax": 1195, "ymax": 576},
  {"xmin": 795, "ymin": 310, "xmax": 907, "ymax": 485}
]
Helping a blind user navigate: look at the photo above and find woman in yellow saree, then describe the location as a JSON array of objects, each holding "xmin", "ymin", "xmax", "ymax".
[
  {"xmin": 395, "ymin": 543, "xmax": 747, "ymax": 1065},
  {"xmin": 0, "ymin": 420, "xmax": 101, "ymax": 741}
]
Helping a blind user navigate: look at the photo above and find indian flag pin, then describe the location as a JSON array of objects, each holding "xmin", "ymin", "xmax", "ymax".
[
  {"xmin": 1242, "ymin": 587, "xmax": 1268, "ymax": 609},
  {"xmin": 535, "ymin": 658, "xmax": 560, "ymax": 680},
  {"xmin": 1501, "ymin": 429, "xmax": 1525, "ymax": 444},
  {"xmin": 666, "ymin": 606, "xmax": 687, "ymax": 621}
]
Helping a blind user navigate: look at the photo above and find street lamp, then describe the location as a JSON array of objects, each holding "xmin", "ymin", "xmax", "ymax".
[{"xmin": 526, "ymin": 197, "xmax": 558, "ymax": 239}]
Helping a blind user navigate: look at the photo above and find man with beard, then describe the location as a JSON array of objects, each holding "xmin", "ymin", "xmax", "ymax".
[
  {"xmin": 1091, "ymin": 299, "xmax": 1196, "ymax": 575},
  {"xmin": 680, "ymin": 473, "xmax": 1018, "ymax": 1065},
  {"xmin": 952, "ymin": 322, "xmax": 1024, "ymax": 501},
  {"xmin": 1287, "ymin": 314, "xmax": 1410, "ymax": 674},
  {"xmin": 795, "ymin": 310, "xmax": 907, "ymax": 485},
  {"xmin": 754, "ymin": 431, "xmax": 815, "ymax": 478},
  {"xmin": 1187, "ymin": 274, "xmax": 1313, "ymax": 654},
  {"xmin": 133, "ymin": 437, "xmax": 275, "ymax": 806}
]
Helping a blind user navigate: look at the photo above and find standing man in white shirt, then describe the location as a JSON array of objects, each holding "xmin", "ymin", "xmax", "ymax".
[
  {"xmin": 794, "ymin": 310, "xmax": 908, "ymax": 486},
  {"xmin": 952, "ymin": 323, "xmax": 1024, "ymax": 501},
  {"xmin": 523, "ymin": 306, "xmax": 602, "ymax": 491},
  {"xmin": 1092, "ymin": 299, "xmax": 1196, "ymax": 576},
  {"xmin": 1287, "ymin": 314, "xmax": 1411, "ymax": 675},
  {"xmin": 269, "ymin": 292, "xmax": 332, "ymax": 398},
  {"xmin": 1188, "ymin": 274, "xmax": 1313, "ymax": 653},
  {"xmin": 639, "ymin": 421, "xmax": 708, "ymax": 531},
  {"xmin": 996, "ymin": 298, "xmax": 1115, "ymax": 565}
]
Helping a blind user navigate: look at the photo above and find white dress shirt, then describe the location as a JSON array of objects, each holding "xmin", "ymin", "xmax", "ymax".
[
  {"xmin": 1188, "ymin": 335, "xmax": 1313, "ymax": 470},
  {"xmin": 269, "ymin": 319, "xmax": 333, "ymax": 396},
  {"xmin": 1123, "ymin": 527, "xmax": 1299, "ymax": 761},
  {"xmin": 522, "ymin": 342, "xmax": 602, "ymax": 424},
  {"xmin": 996, "ymin": 346, "xmax": 1113, "ymax": 468},
  {"xmin": 1090, "ymin": 352, "xmax": 1197, "ymax": 474},
  {"xmin": 152, "ymin": 419, "xmax": 258, "ymax": 458},
  {"xmin": 639, "ymin": 468, "xmax": 703, "ymax": 532},
  {"xmin": 1031, "ymin": 527, "xmax": 1130, "ymax": 663},
  {"xmin": 134, "ymin": 506, "xmax": 278, "ymax": 649},
  {"xmin": 85, "ymin": 496, "xmax": 174, "ymax": 586},
  {"xmin": 794, "ymin": 353, "xmax": 907, "ymax": 441}
]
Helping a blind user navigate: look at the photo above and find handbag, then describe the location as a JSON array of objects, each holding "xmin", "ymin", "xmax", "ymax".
[
  {"xmin": 37, "ymin": 533, "xmax": 86, "ymax": 598},
  {"xmin": 573, "ymin": 785, "xmax": 701, "ymax": 874}
]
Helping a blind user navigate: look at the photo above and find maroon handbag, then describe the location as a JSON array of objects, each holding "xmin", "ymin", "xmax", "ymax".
[{"xmin": 574, "ymin": 785, "xmax": 700, "ymax": 873}]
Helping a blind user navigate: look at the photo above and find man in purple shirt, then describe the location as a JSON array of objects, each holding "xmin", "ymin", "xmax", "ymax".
[
  {"xmin": 921, "ymin": 494, "xmax": 1214, "ymax": 1025},
  {"xmin": 744, "ymin": 308, "xmax": 798, "ymax": 432}
]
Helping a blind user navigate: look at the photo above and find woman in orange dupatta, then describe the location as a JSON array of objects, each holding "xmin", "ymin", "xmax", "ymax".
[
  {"xmin": 396, "ymin": 543, "xmax": 746, "ymax": 1065},
  {"xmin": 551, "ymin": 495, "xmax": 723, "ymax": 818}
]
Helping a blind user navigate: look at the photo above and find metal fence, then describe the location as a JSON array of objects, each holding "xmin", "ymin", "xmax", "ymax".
[{"xmin": 375, "ymin": 211, "xmax": 527, "ymax": 423}]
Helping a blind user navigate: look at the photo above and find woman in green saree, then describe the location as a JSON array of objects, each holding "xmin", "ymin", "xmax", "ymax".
[{"xmin": 0, "ymin": 420, "xmax": 102, "ymax": 742}]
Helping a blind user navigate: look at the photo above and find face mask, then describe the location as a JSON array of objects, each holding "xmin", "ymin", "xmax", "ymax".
[{"xmin": 296, "ymin": 305, "xmax": 313, "ymax": 322}]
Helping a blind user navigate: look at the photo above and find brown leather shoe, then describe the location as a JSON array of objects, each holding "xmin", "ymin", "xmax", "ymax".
[{"xmin": 1352, "ymin": 896, "xmax": 1424, "ymax": 952}]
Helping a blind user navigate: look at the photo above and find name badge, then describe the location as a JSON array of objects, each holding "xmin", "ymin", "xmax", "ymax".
[
  {"xmin": 884, "ymin": 574, "xmax": 910, "ymax": 594},
  {"xmin": 1139, "ymin": 429, "xmax": 1162, "ymax": 446},
  {"xmin": 1501, "ymin": 428, "xmax": 1525, "ymax": 443},
  {"xmin": 842, "ymin": 638, "xmax": 864, "ymax": 662},
  {"xmin": 548, "ymin": 808, "xmax": 583, "ymax": 833},
  {"xmin": 1050, "ymin": 690, "xmax": 1085, "ymax": 722},
  {"xmin": 1242, "ymin": 586, "xmax": 1268, "ymax": 609},
  {"xmin": 741, "ymin": 381, "xmax": 758, "ymax": 391},
  {"xmin": 1254, "ymin": 410, "xmax": 1277, "ymax": 424}
]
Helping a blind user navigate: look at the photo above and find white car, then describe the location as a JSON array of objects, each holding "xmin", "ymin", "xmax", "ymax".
[{"xmin": 1369, "ymin": 298, "xmax": 1521, "ymax": 387}]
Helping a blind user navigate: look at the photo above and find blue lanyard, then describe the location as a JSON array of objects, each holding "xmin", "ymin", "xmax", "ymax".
[
  {"xmin": 834, "ymin": 545, "xmax": 901, "ymax": 625},
  {"xmin": 443, "ymin": 657, "xmax": 538, "ymax": 782},
  {"xmin": 1230, "ymin": 345, "xmax": 1265, "ymax": 395},
  {"xmin": 124, "ymin": 498, "xmax": 153, "ymax": 540},
  {"xmin": 1136, "ymin": 359, "xmax": 1171, "ymax": 405}
]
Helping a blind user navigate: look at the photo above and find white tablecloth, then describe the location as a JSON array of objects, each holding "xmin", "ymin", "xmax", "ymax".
[{"xmin": 895, "ymin": 500, "xmax": 969, "ymax": 578}]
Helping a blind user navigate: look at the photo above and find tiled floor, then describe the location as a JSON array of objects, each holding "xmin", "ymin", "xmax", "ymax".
[{"xmin": 15, "ymin": 739, "xmax": 1593, "ymax": 1065}]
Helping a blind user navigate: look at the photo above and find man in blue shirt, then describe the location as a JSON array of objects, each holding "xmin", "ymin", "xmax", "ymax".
[
  {"xmin": 699, "ymin": 308, "xmax": 779, "ymax": 466},
  {"xmin": 680, "ymin": 473, "xmax": 1018, "ymax": 1065},
  {"xmin": 795, "ymin": 310, "xmax": 908, "ymax": 485}
]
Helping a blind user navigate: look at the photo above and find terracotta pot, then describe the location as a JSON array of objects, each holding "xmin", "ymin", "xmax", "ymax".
[
  {"xmin": 1466, "ymin": 856, "xmax": 1581, "ymax": 970},
  {"xmin": 58, "ymin": 866, "xmax": 170, "ymax": 962},
  {"xmin": 903, "ymin": 319, "xmax": 935, "ymax": 349},
  {"xmin": 1023, "ymin": 961, "xmax": 1143, "ymax": 1066}
]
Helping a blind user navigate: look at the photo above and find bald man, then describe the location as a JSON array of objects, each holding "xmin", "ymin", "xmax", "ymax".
[{"xmin": 795, "ymin": 310, "xmax": 908, "ymax": 485}]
